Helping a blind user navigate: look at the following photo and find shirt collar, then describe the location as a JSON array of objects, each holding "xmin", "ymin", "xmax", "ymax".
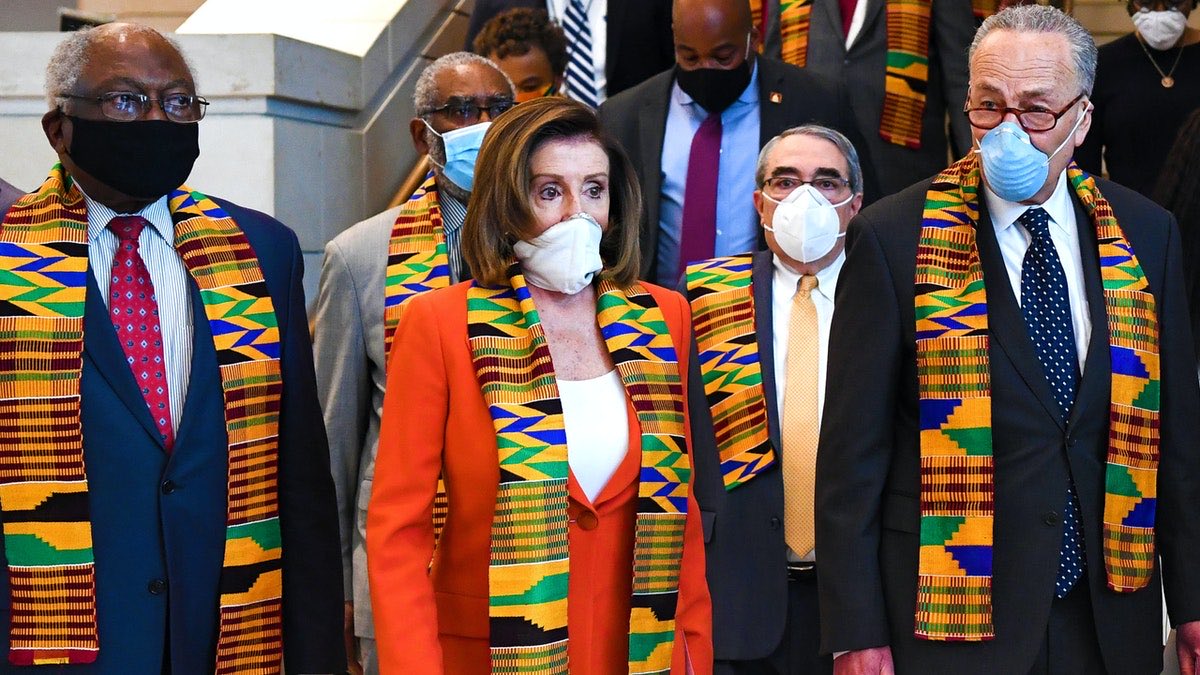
[
  {"xmin": 771, "ymin": 249, "xmax": 844, "ymax": 302},
  {"xmin": 984, "ymin": 169, "xmax": 1076, "ymax": 242},
  {"xmin": 671, "ymin": 58, "xmax": 760, "ymax": 112},
  {"xmin": 80, "ymin": 184, "xmax": 174, "ymax": 245},
  {"xmin": 439, "ymin": 190, "xmax": 468, "ymax": 233}
]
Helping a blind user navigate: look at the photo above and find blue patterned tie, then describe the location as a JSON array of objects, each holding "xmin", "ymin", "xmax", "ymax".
[
  {"xmin": 1017, "ymin": 206, "xmax": 1085, "ymax": 598},
  {"xmin": 562, "ymin": 0, "xmax": 600, "ymax": 107}
]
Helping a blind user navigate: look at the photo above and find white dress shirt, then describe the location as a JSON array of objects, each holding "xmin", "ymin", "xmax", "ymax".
[
  {"xmin": 84, "ymin": 190, "xmax": 193, "ymax": 432},
  {"xmin": 547, "ymin": 0, "xmax": 608, "ymax": 99},
  {"xmin": 983, "ymin": 170, "xmax": 1091, "ymax": 371},
  {"xmin": 561, "ymin": 370, "xmax": 630, "ymax": 503},
  {"xmin": 771, "ymin": 251, "xmax": 844, "ymax": 562}
]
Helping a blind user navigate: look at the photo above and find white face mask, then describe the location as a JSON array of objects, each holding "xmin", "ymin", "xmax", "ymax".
[
  {"xmin": 513, "ymin": 213, "xmax": 604, "ymax": 295},
  {"xmin": 1133, "ymin": 9, "xmax": 1188, "ymax": 50},
  {"xmin": 762, "ymin": 185, "xmax": 852, "ymax": 264}
]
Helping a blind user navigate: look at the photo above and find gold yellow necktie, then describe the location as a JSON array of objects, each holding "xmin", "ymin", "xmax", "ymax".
[{"xmin": 782, "ymin": 274, "xmax": 820, "ymax": 556}]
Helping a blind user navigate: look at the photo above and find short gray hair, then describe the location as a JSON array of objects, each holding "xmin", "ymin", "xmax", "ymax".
[
  {"xmin": 412, "ymin": 52, "xmax": 515, "ymax": 114},
  {"xmin": 755, "ymin": 124, "xmax": 864, "ymax": 195},
  {"xmin": 45, "ymin": 24, "xmax": 194, "ymax": 109},
  {"xmin": 969, "ymin": 4, "xmax": 1097, "ymax": 95}
]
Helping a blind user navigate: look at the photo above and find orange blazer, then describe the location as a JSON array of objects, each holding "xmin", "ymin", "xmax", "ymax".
[{"xmin": 367, "ymin": 281, "xmax": 713, "ymax": 674}]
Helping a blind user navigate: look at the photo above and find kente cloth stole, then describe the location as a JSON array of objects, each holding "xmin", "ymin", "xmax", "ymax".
[
  {"xmin": 0, "ymin": 164, "xmax": 285, "ymax": 672},
  {"xmin": 780, "ymin": 0, "xmax": 931, "ymax": 149},
  {"xmin": 468, "ymin": 271, "xmax": 690, "ymax": 674},
  {"xmin": 914, "ymin": 154, "xmax": 1160, "ymax": 641},
  {"xmin": 684, "ymin": 255, "xmax": 776, "ymax": 490},
  {"xmin": 971, "ymin": 0, "xmax": 998, "ymax": 21},
  {"xmin": 381, "ymin": 173, "xmax": 452, "ymax": 544}
]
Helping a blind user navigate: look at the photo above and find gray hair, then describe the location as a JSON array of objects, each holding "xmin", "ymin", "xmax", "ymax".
[
  {"xmin": 969, "ymin": 4, "xmax": 1097, "ymax": 95},
  {"xmin": 412, "ymin": 51, "xmax": 515, "ymax": 114},
  {"xmin": 755, "ymin": 124, "xmax": 864, "ymax": 195},
  {"xmin": 45, "ymin": 24, "xmax": 194, "ymax": 109}
]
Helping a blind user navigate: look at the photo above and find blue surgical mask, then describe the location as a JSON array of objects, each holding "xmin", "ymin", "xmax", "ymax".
[
  {"xmin": 976, "ymin": 104, "xmax": 1088, "ymax": 203},
  {"xmin": 423, "ymin": 120, "xmax": 490, "ymax": 193}
]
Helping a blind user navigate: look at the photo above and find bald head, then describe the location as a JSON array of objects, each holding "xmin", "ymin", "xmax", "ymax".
[{"xmin": 672, "ymin": 0, "xmax": 754, "ymax": 70}]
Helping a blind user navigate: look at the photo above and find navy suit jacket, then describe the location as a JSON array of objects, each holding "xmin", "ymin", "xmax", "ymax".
[
  {"xmin": 816, "ymin": 175, "xmax": 1200, "ymax": 673},
  {"xmin": 0, "ymin": 198, "xmax": 345, "ymax": 674},
  {"xmin": 688, "ymin": 250, "xmax": 798, "ymax": 661}
]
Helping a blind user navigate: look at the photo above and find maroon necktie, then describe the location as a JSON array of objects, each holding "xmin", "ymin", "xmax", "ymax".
[
  {"xmin": 108, "ymin": 215, "xmax": 174, "ymax": 451},
  {"xmin": 677, "ymin": 113, "xmax": 722, "ymax": 280},
  {"xmin": 840, "ymin": 0, "xmax": 857, "ymax": 37}
]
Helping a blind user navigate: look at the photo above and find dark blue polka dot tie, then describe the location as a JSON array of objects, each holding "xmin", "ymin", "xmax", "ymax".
[{"xmin": 1017, "ymin": 206, "xmax": 1085, "ymax": 598}]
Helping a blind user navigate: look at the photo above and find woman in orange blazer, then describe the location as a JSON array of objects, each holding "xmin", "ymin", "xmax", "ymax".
[{"xmin": 367, "ymin": 97, "xmax": 712, "ymax": 674}]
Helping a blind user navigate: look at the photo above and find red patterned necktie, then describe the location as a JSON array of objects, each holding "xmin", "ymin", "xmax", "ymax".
[{"xmin": 108, "ymin": 215, "xmax": 174, "ymax": 451}]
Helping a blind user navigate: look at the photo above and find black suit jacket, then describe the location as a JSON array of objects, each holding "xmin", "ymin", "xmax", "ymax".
[
  {"xmin": 0, "ymin": 177, "xmax": 23, "ymax": 216},
  {"xmin": 763, "ymin": 0, "xmax": 974, "ymax": 198},
  {"xmin": 464, "ymin": 0, "xmax": 674, "ymax": 97},
  {"xmin": 598, "ymin": 56, "xmax": 867, "ymax": 283},
  {"xmin": 688, "ymin": 250, "xmax": 793, "ymax": 661},
  {"xmin": 815, "ymin": 174, "xmax": 1200, "ymax": 673}
]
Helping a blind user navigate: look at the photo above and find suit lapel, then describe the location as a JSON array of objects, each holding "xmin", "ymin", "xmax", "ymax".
[
  {"xmin": 605, "ymin": 0, "xmax": 627, "ymax": 79},
  {"xmin": 974, "ymin": 199, "xmax": 1065, "ymax": 429},
  {"xmin": 816, "ymin": 0, "xmax": 848, "ymax": 52},
  {"xmin": 852, "ymin": 0, "xmax": 886, "ymax": 54},
  {"xmin": 83, "ymin": 269, "xmax": 164, "ymax": 446},
  {"xmin": 1067, "ymin": 197, "xmax": 1109, "ymax": 432},
  {"xmin": 752, "ymin": 251, "xmax": 783, "ymax": 453},
  {"xmin": 172, "ymin": 278, "xmax": 216, "ymax": 450},
  {"xmin": 638, "ymin": 74, "xmax": 672, "ymax": 280},
  {"xmin": 756, "ymin": 58, "xmax": 785, "ymax": 148}
]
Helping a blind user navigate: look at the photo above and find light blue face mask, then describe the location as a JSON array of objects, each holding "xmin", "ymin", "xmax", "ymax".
[
  {"xmin": 976, "ymin": 104, "xmax": 1088, "ymax": 203},
  {"xmin": 424, "ymin": 120, "xmax": 490, "ymax": 193}
]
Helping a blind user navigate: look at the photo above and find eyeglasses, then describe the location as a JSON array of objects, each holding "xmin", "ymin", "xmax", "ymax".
[
  {"xmin": 61, "ymin": 92, "xmax": 209, "ymax": 123},
  {"xmin": 762, "ymin": 175, "xmax": 851, "ymax": 201},
  {"xmin": 1130, "ymin": 0, "xmax": 1187, "ymax": 12},
  {"xmin": 964, "ymin": 93, "xmax": 1086, "ymax": 133},
  {"xmin": 421, "ymin": 98, "xmax": 515, "ymax": 124}
]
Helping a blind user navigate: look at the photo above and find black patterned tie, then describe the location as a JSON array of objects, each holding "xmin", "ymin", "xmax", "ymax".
[{"xmin": 1018, "ymin": 206, "xmax": 1085, "ymax": 598}]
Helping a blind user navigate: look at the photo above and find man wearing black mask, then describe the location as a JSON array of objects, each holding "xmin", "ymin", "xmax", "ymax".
[
  {"xmin": 0, "ymin": 23, "xmax": 345, "ymax": 673},
  {"xmin": 598, "ymin": 0, "xmax": 862, "ymax": 286}
]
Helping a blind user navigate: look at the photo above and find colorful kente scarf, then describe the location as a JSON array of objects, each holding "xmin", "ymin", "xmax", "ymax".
[
  {"xmin": 914, "ymin": 154, "xmax": 1161, "ymax": 641},
  {"xmin": 685, "ymin": 255, "xmax": 776, "ymax": 490},
  {"xmin": 468, "ymin": 270, "xmax": 690, "ymax": 673},
  {"xmin": 780, "ymin": 0, "xmax": 931, "ymax": 149},
  {"xmin": 382, "ymin": 173, "xmax": 452, "ymax": 543},
  {"xmin": 0, "ymin": 165, "xmax": 284, "ymax": 670},
  {"xmin": 971, "ymin": 0, "xmax": 998, "ymax": 22}
]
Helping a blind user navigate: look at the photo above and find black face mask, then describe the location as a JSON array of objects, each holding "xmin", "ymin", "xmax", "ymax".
[
  {"xmin": 65, "ymin": 116, "xmax": 200, "ymax": 199},
  {"xmin": 674, "ymin": 57, "xmax": 753, "ymax": 114}
]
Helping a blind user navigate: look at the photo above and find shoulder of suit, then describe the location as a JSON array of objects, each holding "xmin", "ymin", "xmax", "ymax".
[
  {"xmin": 210, "ymin": 195, "xmax": 298, "ymax": 245},
  {"xmin": 328, "ymin": 204, "xmax": 405, "ymax": 255},
  {"xmin": 758, "ymin": 56, "xmax": 837, "ymax": 96},
  {"xmin": 599, "ymin": 68, "xmax": 674, "ymax": 114},
  {"xmin": 1092, "ymin": 176, "xmax": 1173, "ymax": 229}
]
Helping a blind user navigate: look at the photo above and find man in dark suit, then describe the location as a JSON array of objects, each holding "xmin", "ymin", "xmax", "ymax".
[
  {"xmin": 598, "ymin": 0, "xmax": 860, "ymax": 287},
  {"xmin": 817, "ymin": 6, "xmax": 1200, "ymax": 674},
  {"xmin": 0, "ymin": 23, "xmax": 344, "ymax": 673},
  {"xmin": 0, "ymin": 177, "xmax": 22, "ymax": 215},
  {"xmin": 465, "ymin": 0, "xmax": 674, "ymax": 100},
  {"xmin": 687, "ymin": 125, "xmax": 863, "ymax": 674},
  {"xmin": 762, "ymin": 0, "xmax": 975, "ymax": 198}
]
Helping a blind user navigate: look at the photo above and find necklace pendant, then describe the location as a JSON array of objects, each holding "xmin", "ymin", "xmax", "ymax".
[{"xmin": 1163, "ymin": 76, "xmax": 1175, "ymax": 88}]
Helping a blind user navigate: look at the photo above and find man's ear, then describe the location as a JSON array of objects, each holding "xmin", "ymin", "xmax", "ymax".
[
  {"xmin": 43, "ymin": 108, "xmax": 70, "ymax": 154},
  {"xmin": 411, "ymin": 117, "xmax": 430, "ymax": 156}
]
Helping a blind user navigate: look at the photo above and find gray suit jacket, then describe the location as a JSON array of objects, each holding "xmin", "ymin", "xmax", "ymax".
[
  {"xmin": 0, "ymin": 177, "xmax": 24, "ymax": 216},
  {"xmin": 688, "ymin": 250, "xmax": 798, "ymax": 661},
  {"xmin": 312, "ymin": 205, "xmax": 402, "ymax": 640},
  {"xmin": 764, "ymin": 0, "xmax": 975, "ymax": 197}
]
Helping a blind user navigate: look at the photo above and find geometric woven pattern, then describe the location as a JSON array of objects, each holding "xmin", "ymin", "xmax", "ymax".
[
  {"xmin": 779, "ymin": 0, "xmax": 815, "ymax": 67},
  {"xmin": 468, "ymin": 270, "xmax": 688, "ymax": 674},
  {"xmin": 684, "ymin": 255, "xmax": 776, "ymax": 490},
  {"xmin": 914, "ymin": 154, "xmax": 994, "ymax": 641},
  {"xmin": 880, "ymin": 0, "xmax": 932, "ymax": 149}
]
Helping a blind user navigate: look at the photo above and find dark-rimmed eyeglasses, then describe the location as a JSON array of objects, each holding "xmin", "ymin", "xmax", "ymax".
[
  {"xmin": 61, "ymin": 92, "xmax": 209, "ymax": 123},
  {"xmin": 420, "ymin": 98, "xmax": 515, "ymax": 125},
  {"xmin": 964, "ymin": 93, "xmax": 1086, "ymax": 133},
  {"xmin": 762, "ymin": 175, "xmax": 851, "ymax": 201}
]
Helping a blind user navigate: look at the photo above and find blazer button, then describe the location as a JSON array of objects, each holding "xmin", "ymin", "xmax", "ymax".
[
  {"xmin": 147, "ymin": 579, "xmax": 168, "ymax": 595},
  {"xmin": 769, "ymin": 516, "xmax": 781, "ymax": 530},
  {"xmin": 577, "ymin": 512, "xmax": 599, "ymax": 531},
  {"xmin": 161, "ymin": 480, "xmax": 176, "ymax": 495},
  {"xmin": 1043, "ymin": 512, "xmax": 1060, "ymax": 526}
]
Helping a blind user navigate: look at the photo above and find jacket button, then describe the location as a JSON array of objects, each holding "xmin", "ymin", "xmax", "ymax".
[
  {"xmin": 161, "ymin": 480, "xmax": 176, "ymax": 495},
  {"xmin": 147, "ymin": 579, "xmax": 168, "ymax": 595},
  {"xmin": 1043, "ymin": 512, "xmax": 1060, "ymax": 526},
  {"xmin": 769, "ymin": 516, "xmax": 781, "ymax": 530},
  {"xmin": 577, "ymin": 512, "xmax": 599, "ymax": 531}
]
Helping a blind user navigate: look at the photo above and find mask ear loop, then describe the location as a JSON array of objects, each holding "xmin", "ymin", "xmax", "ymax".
[
  {"xmin": 1043, "ymin": 99, "xmax": 1092, "ymax": 165},
  {"xmin": 421, "ymin": 118, "xmax": 448, "ymax": 170}
]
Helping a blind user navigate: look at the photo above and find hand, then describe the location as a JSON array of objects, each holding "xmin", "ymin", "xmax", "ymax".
[
  {"xmin": 1177, "ymin": 621, "xmax": 1200, "ymax": 675},
  {"xmin": 834, "ymin": 646, "xmax": 895, "ymax": 675},
  {"xmin": 344, "ymin": 601, "xmax": 363, "ymax": 675}
]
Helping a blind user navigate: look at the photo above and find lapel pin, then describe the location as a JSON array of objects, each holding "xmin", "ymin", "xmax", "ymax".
[{"xmin": 769, "ymin": 91, "xmax": 783, "ymax": 104}]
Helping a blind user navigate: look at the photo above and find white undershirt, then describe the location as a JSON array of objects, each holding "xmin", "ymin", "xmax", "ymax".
[{"xmin": 561, "ymin": 370, "xmax": 629, "ymax": 502}]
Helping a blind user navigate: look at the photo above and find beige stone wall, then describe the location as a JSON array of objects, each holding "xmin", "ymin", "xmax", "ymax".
[{"xmin": 76, "ymin": 0, "xmax": 204, "ymax": 32}]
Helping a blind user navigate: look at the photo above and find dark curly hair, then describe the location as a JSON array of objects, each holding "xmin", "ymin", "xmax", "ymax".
[{"xmin": 471, "ymin": 8, "xmax": 568, "ymax": 80}]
